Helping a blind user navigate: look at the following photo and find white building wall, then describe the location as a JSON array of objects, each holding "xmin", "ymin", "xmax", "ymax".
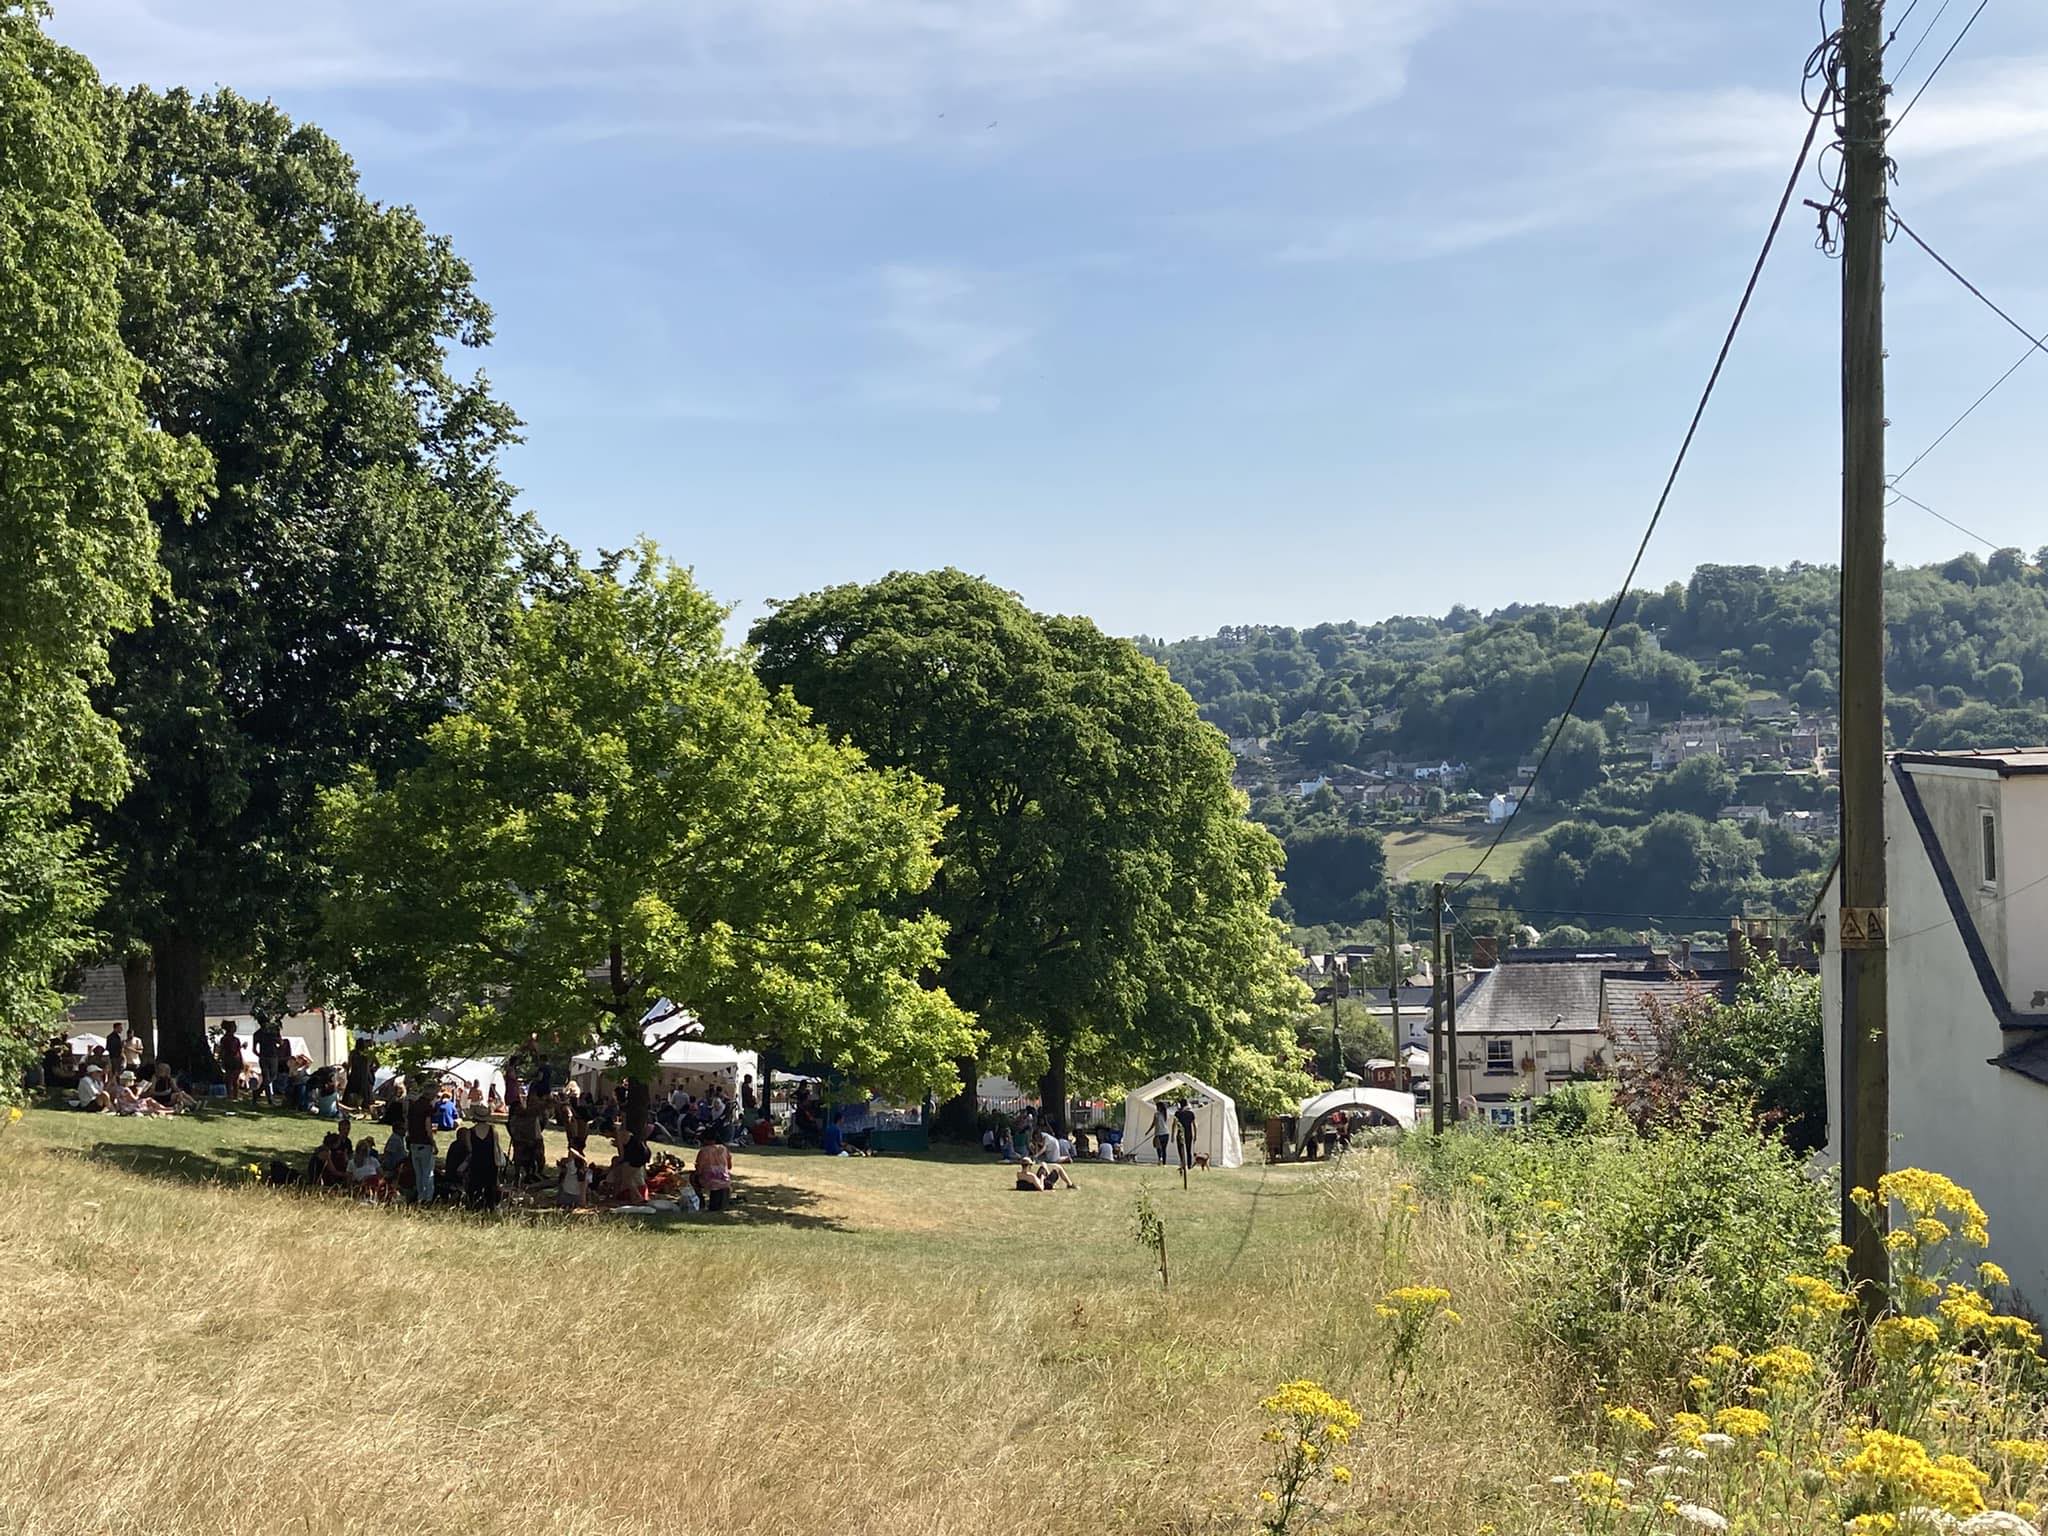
[
  {"xmin": 2001, "ymin": 778, "xmax": 2048, "ymax": 1017},
  {"xmin": 1822, "ymin": 766, "xmax": 2048, "ymax": 1306}
]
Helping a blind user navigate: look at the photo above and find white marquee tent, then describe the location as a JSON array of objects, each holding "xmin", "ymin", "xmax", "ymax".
[
  {"xmin": 1119, "ymin": 1072, "xmax": 1243, "ymax": 1169},
  {"xmin": 1298, "ymin": 1084, "xmax": 1417, "ymax": 1134}
]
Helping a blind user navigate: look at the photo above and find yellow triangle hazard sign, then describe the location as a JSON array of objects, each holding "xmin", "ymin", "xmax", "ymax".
[{"xmin": 1840, "ymin": 908, "xmax": 1863, "ymax": 946}]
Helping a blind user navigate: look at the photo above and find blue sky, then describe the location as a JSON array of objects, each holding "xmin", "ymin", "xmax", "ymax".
[{"xmin": 48, "ymin": 0, "xmax": 2048, "ymax": 641}]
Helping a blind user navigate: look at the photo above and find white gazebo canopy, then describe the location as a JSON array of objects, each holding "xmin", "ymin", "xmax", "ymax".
[
  {"xmin": 1119, "ymin": 1072, "xmax": 1243, "ymax": 1169},
  {"xmin": 1298, "ymin": 1084, "xmax": 1416, "ymax": 1133}
]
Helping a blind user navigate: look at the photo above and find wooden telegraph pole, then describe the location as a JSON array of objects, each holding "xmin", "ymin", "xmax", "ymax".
[
  {"xmin": 1443, "ymin": 911, "xmax": 1461, "ymax": 1124},
  {"xmin": 1837, "ymin": 0, "xmax": 1891, "ymax": 1311},
  {"xmin": 1386, "ymin": 903, "xmax": 1403, "ymax": 1083},
  {"xmin": 1430, "ymin": 883, "xmax": 1446, "ymax": 1134}
]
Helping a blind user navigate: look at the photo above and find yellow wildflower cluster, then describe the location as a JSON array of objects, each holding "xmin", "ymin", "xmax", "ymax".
[
  {"xmin": 1714, "ymin": 1407, "xmax": 1771, "ymax": 1440},
  {"xmin": 1749, "ymin": 1345, "xmax": 1817, "ymax": 1385},
  {"xmin": 1786, "ymin": 1272, "xmax": 1855, "ymax": 1318},
  {"xmin": 1375, "ymin": 1285, "xmax": 1457, "ymax": 1322},
  {"xmin": 1530, "ymin": 1168, "xmax": 2048, "ymax": 1536},
  {"xmin": 1259, "ymin": 1380, "xmax": 1360, "ymax": 1436},
  {"xmin": 1839, "ymin": 1430, "xmax": 1988, "ymax": 1518},
  {"xmin": 1566, "ymin": 1468, "xmax": 1629, "ymax": 1512},
  {"xmin": 1870, "ymin": 1169, "xmax": 1991, "ymax": 1247},
  {"xmin": 1604, "ymin": 1403, "xmax": 1657, "ymax": 1438},
  {"xmin": 1871, "ymin": 1314, "xmax": 1941, "ymax": 1362}
]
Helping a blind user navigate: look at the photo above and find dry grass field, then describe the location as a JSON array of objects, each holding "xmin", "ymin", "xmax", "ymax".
[{"xmin": 0, "ymin": 1106, "xmax": 1571, "ymax": 1536}]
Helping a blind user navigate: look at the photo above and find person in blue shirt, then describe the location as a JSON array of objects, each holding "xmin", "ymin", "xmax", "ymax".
[
  {"xmin": 431, "ymin": 1086, "xmax": 460, "ymax": 1132},
  {"xmin": 820, "ymin": 1111, "xmax": 844, "ymax": 1157}
]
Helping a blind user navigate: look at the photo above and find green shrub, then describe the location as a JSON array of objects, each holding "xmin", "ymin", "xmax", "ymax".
[{"xmin": 1401, "ymin": 1110, "xmax": 1832, "ymax": 1400}]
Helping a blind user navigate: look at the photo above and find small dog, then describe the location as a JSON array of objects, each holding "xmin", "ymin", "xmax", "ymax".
[{"xmin": 1193, "ymin": 1153, "xmax": 1210, "ymax": 1171}]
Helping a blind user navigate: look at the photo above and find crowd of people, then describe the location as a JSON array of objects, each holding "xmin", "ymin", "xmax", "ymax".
[{"xmin": 274, "ymin": 1072, "xmax": 745, "ymax": 1215}]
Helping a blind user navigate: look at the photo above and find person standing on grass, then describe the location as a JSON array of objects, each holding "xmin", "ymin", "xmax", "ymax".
[
  {"xmin": 1173, "ymin": 1097, "xmax": 1197, "ymax": 1174},
  {"xmin": 406, "ymin": 1084, "xmax": 438, "ymax": 1203},
  {"xmin": 215, "ymin": 1026, "xmax": 246, "ymax": 1100},
  {"xmin": 253, "ymin": 1016, "xmax": 284, "ymax": 1103},
  {"xmin": 1151, "ymin": 1098, "xmax": 1171, "ymax": 1165}
]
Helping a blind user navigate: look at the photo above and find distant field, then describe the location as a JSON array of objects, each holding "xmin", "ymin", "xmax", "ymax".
[{"xmin": 1383, "ymin": 810, "xmax": 1557, "ymax": 884}]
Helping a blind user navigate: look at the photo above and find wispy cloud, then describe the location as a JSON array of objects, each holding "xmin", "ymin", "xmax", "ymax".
[
  {"xmin": 859, "ymin": 265, "xmax": 1031, "ymax": 414},
  {"xmin": 51, "ymin": 0, "xmax": 1459, "ymax": 148}
]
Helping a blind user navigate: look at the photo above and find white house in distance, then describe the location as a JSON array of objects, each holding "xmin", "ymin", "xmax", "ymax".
[{"xmin": 1819, "ymin": 749, "xmax": 2048, "ymax": 1306}]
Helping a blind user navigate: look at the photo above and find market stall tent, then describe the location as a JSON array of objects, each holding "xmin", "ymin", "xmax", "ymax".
[
  {"xmin": 1119, "ymin": 1072, "xmax": 1242, "ymax": 1168},
  {"xmin": 571, "ymin": 1030, "xmax": 758, "ymax": 1096},
  {"xmin": 1298, "ymin": 1084, "xmax": 1417, "ymax": 1134}
]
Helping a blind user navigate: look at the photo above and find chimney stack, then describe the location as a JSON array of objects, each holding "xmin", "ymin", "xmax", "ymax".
[
  {"xmin": 1676, "ymin": 938, "xmax": 1693, "ymax": 972},
  {"xmin": 1728, "ymin": 921, "xmax": 1748, "ymax": 974},
  {"xmin": 1470, "ymin": 934, "xmax": 1499, "ymax": 970}
]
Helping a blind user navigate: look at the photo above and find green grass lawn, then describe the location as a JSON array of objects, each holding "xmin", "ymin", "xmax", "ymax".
[{"xmin": 1383, "ymin": 809, "xmax": 1556, "ymax": 884}]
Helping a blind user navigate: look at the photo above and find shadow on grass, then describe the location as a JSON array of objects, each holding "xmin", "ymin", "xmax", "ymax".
[{"xmin": 62, "ymin": 1132, "xmax": 855, "ymax": 1234}]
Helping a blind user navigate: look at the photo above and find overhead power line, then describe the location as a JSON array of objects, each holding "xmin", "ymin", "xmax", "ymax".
[
  {"xmin": 1892, "ymin": 0, "xmax": 1992, "ymax": 131},
  {"xmin": 1884, "ymin": 209, "xmax": 2048, "ymax": 557},
  {"xmin": 1443, "ymin": 80, "xmax": 1837, "ymax": 895},
  {"xmin": 1885, "ymin": 488, "xmax": 2001, "ymax": 553},
  {"xmin": 1889, "ymin": 0, "xmax": 1953, "ymax": 79}
]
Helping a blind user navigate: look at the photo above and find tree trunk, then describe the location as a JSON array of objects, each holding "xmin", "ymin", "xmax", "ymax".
[
  {"xmin": 1038, "ymin": 1043, "xmax": 1069, "ymax": 1135},
  {"xmin": 934, "ymin": 1055, "xmax": 980, "ymax": 1141},
  {"xmin": 152, "ymin": 931, "xmax": 209, "ymax": 1074},
  {"xmin": 624, "ymin": 1076, "xmax": 652, "ymax": 1140},
  {"xmin": 122, "ymin": 950, "xmax": 155, "ymax": 1058}
]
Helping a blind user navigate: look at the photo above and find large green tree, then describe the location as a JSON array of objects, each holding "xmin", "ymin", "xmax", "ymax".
[
  {"xmin": 91, "ymin": 87, "xmax": 524, "ymax": 1067},
  {"xmin": 752, "ymin": 570, "xmax": 1309, "ymax": 1129},
  {"xmin": 318, "ymin": 552, "xmax": 974, "ymax": 1120},
  {"xmin": 0, "ymin": 4, "xmax": 205, "ymax": 1075}
]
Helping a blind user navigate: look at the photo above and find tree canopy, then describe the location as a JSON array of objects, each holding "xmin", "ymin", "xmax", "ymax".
[
  {"xmin": 318, "ymin": 551, "xmax": 974, "ymax": 1103},
  {"xmin": 0, "ymin": 4, "xmax": 205, "ymax": 1072},
  {"xmin": 90, "ymin": 85, "xmax": 526, "ymax": 1066},
  {"xmin": 753, "ymin": 569, "xmax": 1310, "ymax": 1124}
]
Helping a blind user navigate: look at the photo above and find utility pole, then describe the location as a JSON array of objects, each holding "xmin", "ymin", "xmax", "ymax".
[
  {"xmin": 1838, "ymin": 0, "xmax": 1891, "ymax": 1313},
  {"xmin": 1386, "ymin": 901, "xmax": 1403, "ymax": 1088},
  {"xmin": 1325, "ymin": 951, "xmax": 1342, "ymax": 1086},
  {"xmin": 1444, "ymin": 910, "xmax": 1462, "ymax": 1124},
  {"xmin": 1430, "ymin": 883, "xmax": 1446, "ymax": 1134}
]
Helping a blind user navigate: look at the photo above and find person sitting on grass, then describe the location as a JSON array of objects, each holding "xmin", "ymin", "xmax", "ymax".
[
  {"xmin": 113, "ymin": 1071, "xmax": 173, "ymax": 1116},
  {"xmin": 441, "ymin": 1124, "xmax": 472, "ymax": 1198},
  {"xmin": 556, "ymin": 1149, "xmax": 587, "ymax": 1210},
  {"xmin": 1013, "ymin": 1159, "xmax": 1079, "ymax": 1192},
  {"xmin": 306, "ymin": 1132, "xmax": 350, "ymax": 1189},
  {"xmin": 693, "ymin": 1133, "xmax": 733, "ymax": 1213},
  {"xmin": 381, "ymin": 1120, "xmax": 409, "ymax": 1177},
  {"xmin": 749, "ymin": 1111, "xmax": 776, "ymax": 1146},
  {"xmin": 431, "ymin": 1085, "xmax": 460, "ymax": 1133},
  {"xmin": 465, "ymin": 1118, "xmax": 502, "ymax": 1211},
  {"xmin": 605, "ymin": 1127, "xmax": 651, "ymax": 1202},
  {"xmin": 71, "ymin": 1061, "xmax": 113, "ymax": 1113},
  {"xmin": 144, "ymin": 1062, "xmax": 196, "ymax": 1113},
  {"xmin": 820, "ymin": 1109, "xmax": 846, "ymax": 1157},
  {"xmin": 349, "ymin": 1136, "xmax": 385, "ymax": 1192}
]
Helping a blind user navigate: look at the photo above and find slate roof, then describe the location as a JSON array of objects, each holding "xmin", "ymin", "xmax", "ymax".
[
  {"xmin": 1600, "ymin": 969, "xmax": 1743, "ymax": 1057},
  {"xmin": 61, "ymin": 964, "xmax": 313, "ymax": 1024},
  {"xmin": 1454, "ymin": 950, "xmax": 1739, "ymax": 1040}
]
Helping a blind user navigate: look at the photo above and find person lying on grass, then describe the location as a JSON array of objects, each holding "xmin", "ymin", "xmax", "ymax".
[{"xmin": 1013, "ymin": 1160, "xmax": 1078, "ymax": 1192}]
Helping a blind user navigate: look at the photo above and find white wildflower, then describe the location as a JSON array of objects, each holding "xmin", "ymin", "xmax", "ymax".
[
  {"xmin": 1646, "ymin": 1464, "xmax": 1680, "ymax": 1482},
  {"xmin": 1958, "ymin": 1515, "xmax": 2036, "ymax": 1536},
  {"xmin": 1697, "ymin": 1433, "xmax": 1737, "ymax": 1452},
  {"xmin": 1674, "ymin": 1504, "xmax": 1729, "ymax": 1532}
]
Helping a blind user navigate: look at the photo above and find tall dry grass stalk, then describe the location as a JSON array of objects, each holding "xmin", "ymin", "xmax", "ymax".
[{"xmin": 0, "ymin": 1116, "xmax": 1572, "ymax": 1535}]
